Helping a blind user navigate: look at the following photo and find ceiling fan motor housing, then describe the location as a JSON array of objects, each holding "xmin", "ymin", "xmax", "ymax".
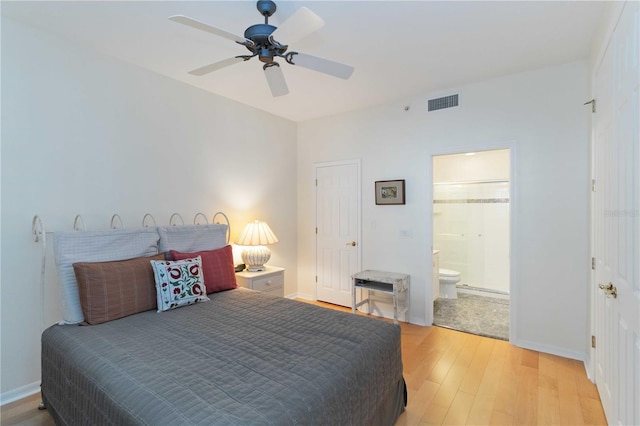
[
  {"xmin": 244, "ymin": 24, "xmax": 277, "ymax": 45},
  {"xmin": 244, "ymin": 24, "xmax": 285, "ymax": 63},
  {"xmin": 247, "ymin": 1, "xmax": 286, "ymax": 63},
  {"xmin": 245, "ymin": 1, "xmax": 288, "ymax": 64}
]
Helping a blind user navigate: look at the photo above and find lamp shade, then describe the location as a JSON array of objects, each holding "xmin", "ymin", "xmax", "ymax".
[
  {"xmin": 234, "ymin": 221, "xmax": 279, "ymax": 272},
  {"xmin": 234, "ymin": 221, "xmax": 279, "ymax": 246}
]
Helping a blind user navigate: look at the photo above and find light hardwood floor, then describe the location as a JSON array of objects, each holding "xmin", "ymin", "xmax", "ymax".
[
  {"xmin": 309, "ymin": 301, "xmax": 607, "ymax": 426},
  {"xmin": 1, "ymin": 301, "xmax": 607, "ymax": 426}
]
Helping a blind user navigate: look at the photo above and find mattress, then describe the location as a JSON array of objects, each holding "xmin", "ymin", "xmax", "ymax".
[{"xmin": 41, "ymin": 288, "xmax": 406, "ymax": 425}]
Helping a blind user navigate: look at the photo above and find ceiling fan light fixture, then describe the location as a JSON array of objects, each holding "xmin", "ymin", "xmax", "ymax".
[{"xmin": 259, "ymin": 48, "xmax": 274, "ymax": 63}]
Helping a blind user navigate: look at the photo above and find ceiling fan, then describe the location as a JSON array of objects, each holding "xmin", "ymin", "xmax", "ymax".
[{"xmin": 169, "ymin": 1, "xmax": 354, "ymax": 97}]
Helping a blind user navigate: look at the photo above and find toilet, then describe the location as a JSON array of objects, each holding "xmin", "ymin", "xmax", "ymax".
[{"xmin": 439, "ymin": 268, "xmax": 461, "ymax": 299}]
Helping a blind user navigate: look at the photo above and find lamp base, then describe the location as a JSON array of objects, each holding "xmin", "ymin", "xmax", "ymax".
[
  {"xmin": 241, "ymin": 246, "xmax": 271, "ymax": 272},
  {"xmin": 246, "ymin": 265, "xmax": 266, "ymax": 272}
]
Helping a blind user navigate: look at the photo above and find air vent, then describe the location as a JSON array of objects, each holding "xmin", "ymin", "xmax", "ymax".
[{"xmin": 428, "ymin": 94, "xmax": 459, "ymax": 112}]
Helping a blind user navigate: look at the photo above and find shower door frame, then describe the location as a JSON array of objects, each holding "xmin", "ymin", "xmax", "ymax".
[{"xmin": 427, "ymin": 143, "xmax": 517, "ymax": 342}]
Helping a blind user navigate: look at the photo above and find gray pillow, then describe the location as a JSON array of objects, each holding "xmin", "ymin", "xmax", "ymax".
[
  {"xmin": 54, "ymin": 227, "xmax": 160, "ymax": 324},
  {"xmin": 157, "ymin": 224, "xmax": 228, "ymax": 252}
]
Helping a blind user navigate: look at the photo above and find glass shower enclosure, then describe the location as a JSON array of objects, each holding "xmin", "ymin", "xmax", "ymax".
[{"xmin": 433, "ymin": 179, "xmax": 510, "ymax": 294}]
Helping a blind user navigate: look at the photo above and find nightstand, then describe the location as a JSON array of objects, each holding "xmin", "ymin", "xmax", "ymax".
[{"xmin": 235, "ymin": 266, "xmax": 284, "ymax": 297}]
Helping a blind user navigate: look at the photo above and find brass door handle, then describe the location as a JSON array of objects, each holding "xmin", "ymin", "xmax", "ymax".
[
  {"xmin": 599, "ymin": 282, "xmax": 617, "ymax": 298},
  {"xmin": 346, "ymin": 241, "xmax": 357, "ymax": 246}
]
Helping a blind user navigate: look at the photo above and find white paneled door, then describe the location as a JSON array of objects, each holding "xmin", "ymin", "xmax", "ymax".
[
  {"xmin": 315, "ymin": 161, "xmax": 361, "ymax": 307},
  {"xmin": 593, "ymin": 2, "xmax": 639, "ymax": 425}
]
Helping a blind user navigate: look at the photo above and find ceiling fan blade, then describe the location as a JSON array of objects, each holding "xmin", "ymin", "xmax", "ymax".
[
  {"xmin": 288, "ymin": 53, "xmax": 354, "ymax": 80},
  {"xmin": 188, "ymin": 57, "xmax": 245, "ymax": 76},
  {"xmin": 169, "ymin": 15, "xmax": 249, "ymax": 45},
  {"xmin": 264, "ymin": 64, "xmax": 289, "ymax": 97},
  {"xmin": 270, "ymin": 7, "xmax": 325, "ymax": 45}
]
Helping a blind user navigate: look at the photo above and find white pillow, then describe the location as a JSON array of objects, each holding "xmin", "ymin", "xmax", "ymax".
[
  {"xmin": 150, "ymin": 256, "xmax": 209, "ymax": 312},
  {"xmin": 157, "ymin": 224, "xmax": 228, "ymax": 253},
  {"xmin": 54, "ymin": 228, "xmax": 160, "ymax": 324}
]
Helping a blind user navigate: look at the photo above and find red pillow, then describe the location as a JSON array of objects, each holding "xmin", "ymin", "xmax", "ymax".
[{"xmin": 170, "ymin": 245, "xmax": 237, "ymax": 294}]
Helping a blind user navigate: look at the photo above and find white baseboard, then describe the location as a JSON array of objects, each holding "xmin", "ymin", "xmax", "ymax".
[
  {"xmin": 515, "ymin": 338, "xmax": 586, "ymax": 362},
  {"xmin": 583, "ymin": 351, "xmax": 595, "ymax": 383},
  {"xmin": 285, "ymin": 292, "xmax": 314, "ymax": 301},
  {"xmin": 457, "ymin": 286, "xmax": 509, "ymax": 300},
  {"xmin": 0, "ymin": 381, "xmax": 40, "ymax": 406}
]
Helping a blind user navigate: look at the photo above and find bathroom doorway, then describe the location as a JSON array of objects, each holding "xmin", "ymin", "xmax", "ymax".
[{"xmin": 432, "ymin": 149, "xmax": 510, "ymax": 340}]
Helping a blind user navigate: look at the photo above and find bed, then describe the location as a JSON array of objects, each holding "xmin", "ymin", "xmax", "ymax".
[{"xmin": 38, "ymin": 216, "xmax": 407, "ymax": 425}]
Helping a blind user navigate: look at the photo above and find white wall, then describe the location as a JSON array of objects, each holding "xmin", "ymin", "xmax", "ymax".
[
  {"xmin": 0, "ymin": 18, "xmax": 297, "ymax": 401},
  {"xmin": 297, "ymin": 61, "xmax": 591, "ymax": 359}
]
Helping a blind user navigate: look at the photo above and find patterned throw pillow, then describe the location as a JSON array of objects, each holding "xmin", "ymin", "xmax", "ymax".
[{"xmin": 150, "ymin": 256, "xmax": 209, "ymax": 312}]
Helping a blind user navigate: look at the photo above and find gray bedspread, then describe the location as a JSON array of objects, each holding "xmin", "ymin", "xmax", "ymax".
[{"xmin": 41, "ymin": 289, "xmax": 406, "ymax": 425}]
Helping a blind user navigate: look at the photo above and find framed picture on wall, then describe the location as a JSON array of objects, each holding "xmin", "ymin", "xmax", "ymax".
[{"xmin": 375, "ymin": 179, "xmax": 405, "ymax": 205}]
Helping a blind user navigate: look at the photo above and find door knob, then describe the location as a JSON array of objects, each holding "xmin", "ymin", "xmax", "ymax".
[
  {"xmin": 599, "ymin": 282, "xmax": 618, "ymax": 298},
  {"xmin": 346, "ymin": 241, "xmax": 357, "ymax": 246}
]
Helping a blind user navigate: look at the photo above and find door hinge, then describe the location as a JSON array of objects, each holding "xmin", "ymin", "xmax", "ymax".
[
  {"xmin": 315, "ymin": 227, "xmax": 318, "ymax": 234},
  {"xmin": 315, "ymin": 179, "xmax": 318, "ymax": 186},
  {"xmin": 584, "ymin": 99, "xmax": 596, "ymax": 113},
  {"xmin": 315, "ymin": 276, "xmax": 317, "ymax": 283},
  {"xmin": 592, "ymin": 335, "xmax": 596, "ymax": 348},
  {"xmin": 592, "ymin": 257, "xmax": 596, "ymax": 270},
  {"xmin": 592, "ymin": 179, "xmax": 596, "ymax": 192}
]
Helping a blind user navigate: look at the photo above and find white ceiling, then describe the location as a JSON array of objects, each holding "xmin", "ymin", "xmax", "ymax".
[{"xmin": 3, "ymin": 1, "xmax": 606, "ymax": 122}]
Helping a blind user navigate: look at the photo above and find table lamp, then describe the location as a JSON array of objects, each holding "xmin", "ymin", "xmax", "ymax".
[{"xmin": 234, "ymin": 220, "xmax": 279, "ymax": 272}]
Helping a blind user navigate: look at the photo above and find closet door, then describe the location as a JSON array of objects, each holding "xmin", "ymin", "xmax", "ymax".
[{"xmin": 315, "ymin": 160, "xmax": 361, "ymax": 307}]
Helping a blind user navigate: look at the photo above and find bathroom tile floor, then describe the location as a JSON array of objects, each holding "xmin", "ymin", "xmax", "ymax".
[{"xmin": 433, "ymin": 292, "xmax": 509, "ymax": 340}]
